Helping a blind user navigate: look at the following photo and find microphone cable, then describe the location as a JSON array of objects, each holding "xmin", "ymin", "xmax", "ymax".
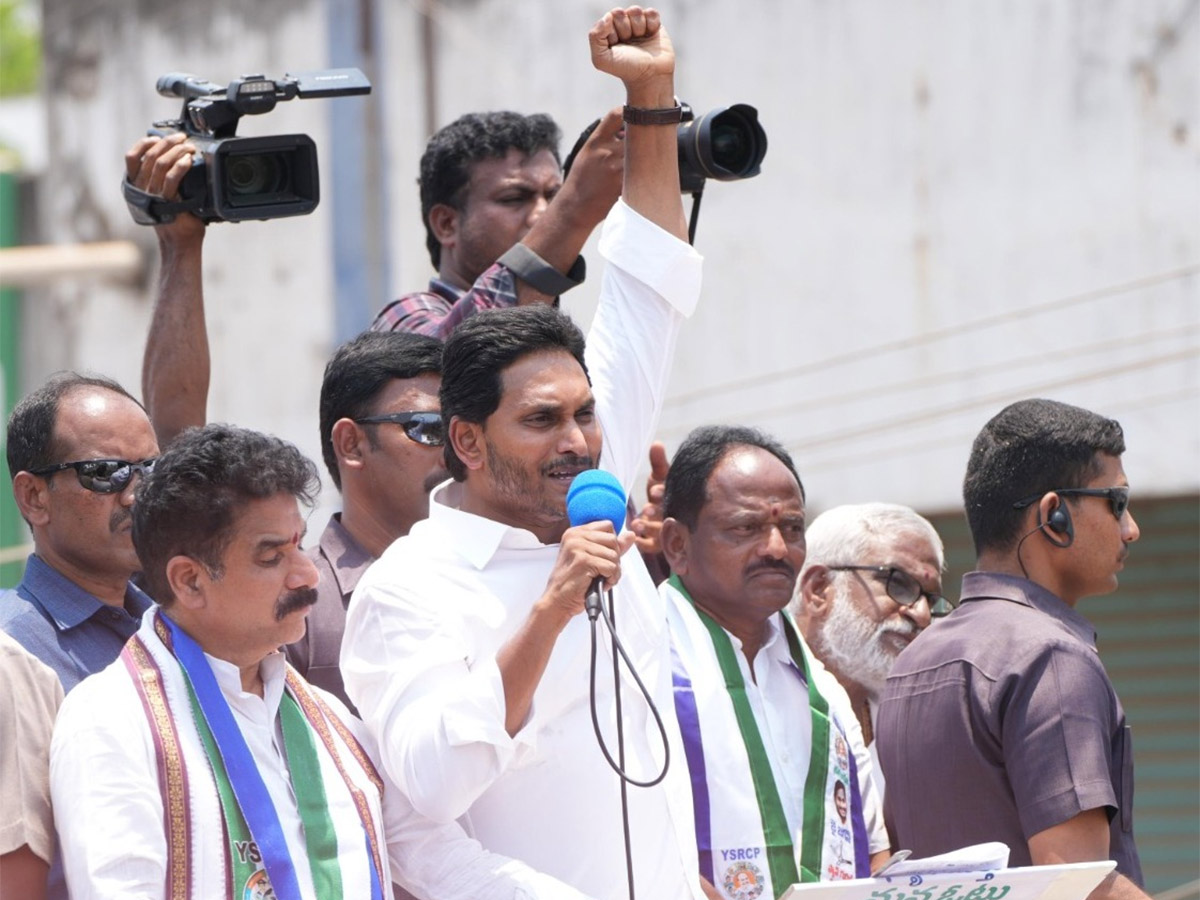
[
  {"xmin": 586, "ymin": 582, "xmax": 672, "ymax": 900},
  {"xmin": 567, "ymin": 468, "xmax": 671, "ymax": 900},
  {"xmin": 586, "ymin": 584, "xmax": 671, "ymax": 784}
]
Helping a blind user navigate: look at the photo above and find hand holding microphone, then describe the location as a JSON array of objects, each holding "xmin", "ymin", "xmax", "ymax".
[
  {"xmin": 540, "ymin": 470, "xmax": 633, "ymax": 623},
  {"xmin": 566, "ymin": 470, "xmax": 630, "ymax": 619}
]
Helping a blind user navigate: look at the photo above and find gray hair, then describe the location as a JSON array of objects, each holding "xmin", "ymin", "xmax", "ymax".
[{"xmin": 791, "ymin": 503, "xmax": 945, "ymax": 613}]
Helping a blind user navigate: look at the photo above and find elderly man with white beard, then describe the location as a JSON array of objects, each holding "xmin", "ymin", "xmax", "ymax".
[{"xmin": 790, "ymin": 503, "xmax": 947, "ymax": 795}]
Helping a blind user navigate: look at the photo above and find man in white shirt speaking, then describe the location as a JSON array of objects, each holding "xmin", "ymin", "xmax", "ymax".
[{"xmin": 341, "ymin": 6, "xmax": 708, "ymax": 898}]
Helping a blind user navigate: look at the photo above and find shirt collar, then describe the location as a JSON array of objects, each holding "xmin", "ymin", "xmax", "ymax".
[
  {"xmin": 206, "ymin": 648, "xmax": 288, "ymax": 718},
  {"xmin": 428, "ymin": 276, "xmax": 465, "ymax": 303},
  {"xmin": 21, "ymin": 554, "xmax": 149, "ymax": 631},
  {"xmin": 427, "ymin": 480, "xmax": 549, "ymax": 569},
  {"xmin": 960, "ymin": 570, "xmax": 1097, "ymax": 647},
  {"xmin": 318, "ymin": 513, "xmax": 375, "ymax": 599},
  {"xmin": 664, "ymin": 577, "xmax": 790, "ymax": 665}
]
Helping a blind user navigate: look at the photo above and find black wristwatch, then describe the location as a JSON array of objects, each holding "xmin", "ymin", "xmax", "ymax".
[{"xmin": 498, "ymin": 244, "xmax": 586, "ymax": 296}]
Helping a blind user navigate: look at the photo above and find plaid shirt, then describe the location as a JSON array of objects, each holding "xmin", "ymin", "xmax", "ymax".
[{"xmin": 370, "ymin": 262, "xmax": 519, "ymax": 338}]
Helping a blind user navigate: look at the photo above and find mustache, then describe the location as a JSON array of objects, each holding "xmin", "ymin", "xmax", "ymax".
[
  {"xmin": 539, "ymin": 454, "xmax": 595, "ymax": 476},
  {"xmin": 273, "ymin": 586, "xmax": 318, "ymax": 621},
  {"xmin": 745, "ymin": 558, "xmax": 796, "ymax": 581},
  {"xmin": 110, "ymin": 507, "xmax": 132, "ymax": 533},
  {"xmin": 879, "ymin": 619, "xmax": 918, "ymax": 640}
]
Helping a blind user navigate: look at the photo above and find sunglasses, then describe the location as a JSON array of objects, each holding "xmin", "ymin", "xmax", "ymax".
[
  {"xmin": 827, "ymin": 564, "xmax": 956, "ymax": 617},
  {"xmin": 1012, "ymin": 486, "xmax": 1130, "ymax": 520},
  {"xmin": 29, "ymin": 457, "xmax": 157, "ymax": 494},
  {"xmin": 353, "ymin": 411, "xmax": 445, "ymax": 447}
]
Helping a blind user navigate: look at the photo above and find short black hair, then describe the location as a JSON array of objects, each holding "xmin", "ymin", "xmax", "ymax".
[
  {"xmin": 663, "ymin": 425, "xmax": 805, "ymax": 530},
  {"xmin": 963, "ymin": 398, "xmax": 1126, "ymax": 555},
  {"xmin": 6, "ymin": 372, "xmax": 141, "ymax": 481},
  {"xmin": 319, "ymin": 330, "xmax": 443, "ymax": 490},
  {"xmin": 440, "ymin": 305, "xmax": 587, "ymax": 481},
  {"xmin": 133, "ymin": 424, "xmax": 320, "ymax": 605},
  {"xmin": 420, "ymin": 111, "xmax": 561, "ymax": 269}
]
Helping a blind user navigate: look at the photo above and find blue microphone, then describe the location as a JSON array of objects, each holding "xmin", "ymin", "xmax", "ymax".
[
  {"xmin": 567, "ymin": 469, "xmax": 626, "ymax": 532},
  {"xmin": 566, "ymin": 470, "xmax": 627, "ymax": 619}
]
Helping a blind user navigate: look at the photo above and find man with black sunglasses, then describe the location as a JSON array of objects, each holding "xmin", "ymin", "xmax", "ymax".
[
  {"xmin": 1, "ymin": 372, "xmax": 159, "ymax": 694},
  {"xmin": 790, "ymin": 502, "xmax": 945, "ymax": 797},
  {"xmin": 878, "ymin": 398, "xmax": 1148, "ymax": 900},
  {"xmin": 283, "ymin": 330, "xmax": 448, "ymax": 716}
]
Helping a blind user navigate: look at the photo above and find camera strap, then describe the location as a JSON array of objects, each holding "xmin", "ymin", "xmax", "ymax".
[{"xmin": 122, "ymin": 178, "xmax": 202, "ymax": 226}]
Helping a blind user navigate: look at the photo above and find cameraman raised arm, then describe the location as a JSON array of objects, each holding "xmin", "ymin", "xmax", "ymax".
[
  {"xmin": 127, "ymin": 132, "xmax": 209, "ymax": 447},
  {"xmin": 131, "ymin": 108, "xmax": 622, "ymax": 446},
  {"xmin": 370, "ymin": 107, "xmax": 623, "ymax": 336}
]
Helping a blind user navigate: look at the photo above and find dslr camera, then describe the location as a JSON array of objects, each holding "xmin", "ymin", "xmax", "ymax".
[
  {"xmin": 563, "ymin": 100, "xmax": 767, "ymax": 194},
  {"xmin": 124, "ymin": 68, "xmax": 371, "ymax": 226},
  {"xmin": 676, "ymin": 102, "xmax": 767, "ymax": 194}
]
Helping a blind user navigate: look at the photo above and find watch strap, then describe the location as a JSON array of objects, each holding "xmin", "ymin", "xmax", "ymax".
[
  {"xmin": 498, "ymin": 243, "xmax": 586, "ymax": 296},
  {"xmin": 622, "ymin": 104, "xmax": 683, "ymax": 126}
]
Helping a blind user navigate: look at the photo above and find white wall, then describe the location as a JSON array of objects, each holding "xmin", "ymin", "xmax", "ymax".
[
  {"xmin": 27, "ymin": 0, "xmax": 1200, "ymax": 521},
  {"xmin": 387, "ymin": 0, "xmax": 1199, "ymax": 514},
  {"xmin": 31, "ymin": 0, "xmax": 337, "ymax": 518}
]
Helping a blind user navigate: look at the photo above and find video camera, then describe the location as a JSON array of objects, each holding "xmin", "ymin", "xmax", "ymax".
[{"xmin": 124, "ymin": 68, "xmax": 371, "ymax": 226}]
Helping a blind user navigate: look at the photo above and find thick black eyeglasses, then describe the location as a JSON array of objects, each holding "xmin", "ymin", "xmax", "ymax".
[
  {"xmin": 29, "ymin": 458, "xmax": 157, "ymax": 494},
  {"xmin": 353, "ymin": 411, "xmax": 445, "ymax": 447},
  {"xmin": 827, "ymin": 564, "xmax": 955, "ymax": 617},
  {"xmin": 1012, "ymin": 486, "xmax": 1130, "ymax": 520}
]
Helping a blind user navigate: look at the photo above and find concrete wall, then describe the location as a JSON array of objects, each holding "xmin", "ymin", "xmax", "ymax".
[
  {"xmin": 25, "ymin": 0, "xmax": 1200, "ymax": 522},
  {"xmin": 32, "ymin": 0, "xmax": 336, "ymax": 504},
  {"xmin": 384, "ymin": 0, "xmax": 1199, "ymax": 515}
]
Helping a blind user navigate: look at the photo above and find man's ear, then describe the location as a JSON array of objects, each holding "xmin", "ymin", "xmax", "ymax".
[
  {"xmin": 331, "ymin": 418, "xmax": 366, "ymax": 473},
  {"xmin": 448, "ymin": 418, "xmax": 485, "ymax": 473},
  {"xmin": 428, "ymin": 203, "xmax": 460, "ymax": 250},
  {"xmin": 799, "ymin": 565, "xmax": 833, "ymax": 618},
  {"xmin": 660, "ymin": 517, "xmax": 690, "ymax": 576},
  {"xmin": 12, "ymin": 471, "xmax": 51, "ymax": 527},
  {"xmin": 166, "ymin": 556, "xmax": 209, "ymax": 611}
]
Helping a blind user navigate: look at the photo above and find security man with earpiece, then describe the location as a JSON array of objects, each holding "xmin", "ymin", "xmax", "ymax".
[{"xmin": 877, "ymin": 398, "xmax": 1149, "ymax": 900}]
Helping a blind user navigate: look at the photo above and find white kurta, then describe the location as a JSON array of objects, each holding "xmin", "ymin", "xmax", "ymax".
[
  {"xmin": 50, "ymin": 613, "xmax": 586, "ymax": 900},
  {"xmin": 663, "ymin": 580, "xmax": 889, "ymax": 895},
  {"xmin": 867, "ymin": 698, "xmax": 885, "ymax": 799},
  {"xmin": 342, "ymin": 200, "xmax": 705, "ymax": 899}
]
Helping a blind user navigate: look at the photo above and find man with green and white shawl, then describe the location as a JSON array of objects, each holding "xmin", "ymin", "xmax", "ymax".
[
  {"xmin": 49, "ymin": 424, "xmax": 586, "ymax": 900},
  {"xmin": 659, "ymin": 426, "xmax": 891, "ymax": 900}
]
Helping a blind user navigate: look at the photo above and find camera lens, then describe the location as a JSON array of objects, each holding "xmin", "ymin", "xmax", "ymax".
[
  {"xmin": 704, "ymin": 108, "xmax": 765, "ymax": 177},
  {"xmin": 677, "ymin": 103, "xmax": 767, "ymax": 192},
  {"xmin": 211, "ymin": 134, "xmax": 319, "ymax": 220},
  {"xmin": 710, "ymin": 120, "xmax": 751, "ymax": 171},
  {"xmin": 225, "ymin": 152, "xmax": 288, "ymax": 197}
]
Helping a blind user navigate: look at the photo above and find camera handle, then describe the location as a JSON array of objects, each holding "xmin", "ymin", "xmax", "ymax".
[{"xmin": 122, "ymin": 178, "xmax": 203, "ymax": 226}]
